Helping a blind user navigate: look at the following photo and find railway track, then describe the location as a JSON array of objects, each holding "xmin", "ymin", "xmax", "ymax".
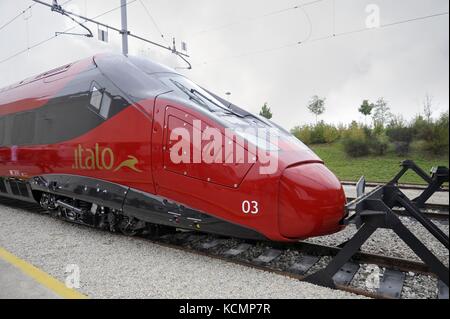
[
  {"xmin": 143, "ymin": 231, "xmax": 449, "ymax": 299},
  {"xmin": 0, "ymin": 196, "xmax": 448, "ymax": 299},
  {"xmin": 346, "ymin": 198, "xmax": 449, "ymax": 222},
  {"xmin": 342, "ymin": 181, "xmax": 449, "ymax": 192}
]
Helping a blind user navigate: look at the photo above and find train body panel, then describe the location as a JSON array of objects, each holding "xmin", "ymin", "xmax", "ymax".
[{"xmin": 0, "ymin": 54, "xmax": 346, "ymax": 242}]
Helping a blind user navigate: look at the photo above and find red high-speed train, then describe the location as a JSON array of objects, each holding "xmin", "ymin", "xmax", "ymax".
[{"xmin": 0, "ymin": 54, "xmax": 346, "ymax": 242}]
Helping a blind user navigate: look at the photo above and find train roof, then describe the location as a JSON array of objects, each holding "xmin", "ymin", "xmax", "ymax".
[
  {"xmin": 118, "ymin": 55, "xmax": 178, "ymax": 75},
  {"xmin": 0, "ymin": 54, "xmax": 178, "ymax": 94},
  {"xmin": 0, "ymin": 56, "xmax": 94, "ymax": 94}
]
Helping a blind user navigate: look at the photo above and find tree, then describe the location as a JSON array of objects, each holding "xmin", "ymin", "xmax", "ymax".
[
  {"xmin": 423, "ymin": 94, "xmax": 434, "ymax": 123},
  {"xmin": 307, "ymin": 96, "xmax": 326, "ymax": 123},
  {"xmin": 372, "ymin": 98, "xmax": 392, "ymax": 128},
  {"xmin": 359, "ymin": 100, "xmax": 374, "ymax": 126},
  {"xmin": 259, "ymin": 102, "xmax": 273, "ymax": 120}
]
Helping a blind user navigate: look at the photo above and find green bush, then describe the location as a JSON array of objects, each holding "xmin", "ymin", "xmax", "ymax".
[
  {"xmin": 370, "ymin": 134, "xmax": 389, "ymax": 156},
  {"xmin": 323, "ymin": 124, "xmax": 341, "ymax": 143},
  {"xmin": 291, "ymin": 122, "xmax": 341, "ymax": 145},
  {"xmin": 411, "ymin": 115, "xmax": 433, "ymax": 140},
  {"xmin": 291, "ymin": 111, "xmax": 449, "ymax": 158},
  {"xmin": 423, "ymin": 112, "xmax": 449, "ymax": 155},
  {"xmin": 342, "ymin": 126, "xmax": 370, "ymax": 157},
  {"xmin": 386, "ymin": 126, "xmax": 414, "ymax": 144},
  {"xmin": 385, "ymin": 120, "xmax": 414, "ymax": 156},
  {"xmin": 362, "ymin": 126, "xmax": 389, "ymax": 156},
  {"xmin": 291, "ymin": 125, "xmax": 312, "ymax": 145},
  {"xmin": 310, "ymin": 123, "xmax": 325, "ymax": 144}
]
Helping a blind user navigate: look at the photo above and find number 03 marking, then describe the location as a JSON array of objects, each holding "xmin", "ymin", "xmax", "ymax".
[{"xmin": 242, "ymin": 200, "xmax": 259, "ymax": 215}]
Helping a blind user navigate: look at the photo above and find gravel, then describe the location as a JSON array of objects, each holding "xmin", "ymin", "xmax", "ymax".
[
  {"xmin": 350, "ymin": 264, "xmax": 383, "ymax": 293},
  {"xmin": 305, "ymin": 218, "xmax": 448, "ymax": 299},
  {"xmin": 340, "ymin": 185, "xmax": 449, "ymax": 265},
  {"xmin": 306, "ymin": 218, "xmax": 449, "ymax": 267},
  {"xmin": 238, "ymin": 243, "xmax": 267, "ymax": 262},
  {"xmin": 0, "ymin": 203, "xmax": 363, "ymax": 299},
  {"xmin": 304, "ymin": 184, "xmax": 449, "ymax": 298},
  {"xmin": 268, "ymin": 249, "xmax": 302, "ymax": 271},
  {"xmin": 402, "ymin": 273, "xmax": 438, "ymax": 299},
  {"xmin": 305, "ymin": 256, "xmax": 333, "ymax": 276}
]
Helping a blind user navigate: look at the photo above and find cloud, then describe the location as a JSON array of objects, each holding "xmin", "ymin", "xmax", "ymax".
[{"xmin": 0, "ymin": 0, "xmax": 448, "ymax": 130}]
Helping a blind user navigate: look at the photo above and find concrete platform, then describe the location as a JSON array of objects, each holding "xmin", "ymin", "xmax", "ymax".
[
  {"xmin": 0, "ymin": 258, "xmax": 60, "ymax": 299},
  {"xmin": 0, "ymin": 247, "xmax": 86, "ymax": 299}
]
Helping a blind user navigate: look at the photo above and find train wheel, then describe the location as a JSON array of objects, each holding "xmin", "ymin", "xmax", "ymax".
[{"xmin": 117, "ymin": 216, "xmax": 143, "ymax": 237}]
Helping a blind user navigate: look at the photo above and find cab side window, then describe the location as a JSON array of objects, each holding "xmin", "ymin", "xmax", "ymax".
[
  {"xmin": 99, "ymin": 94, "xmax": 112, "ymax": 119},
  {"xmin": 89, "ymin": 83, "xmax": 112, "ymax": 119},
  {"xmin": 90, "ymin": 86, "xmax": 103, "ymax": 110}
]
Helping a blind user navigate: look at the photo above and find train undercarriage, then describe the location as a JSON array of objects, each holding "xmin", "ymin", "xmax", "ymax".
[
  {"xmin": 38, "ymin": 192, "xmax": 152, "ymax": 236},
  {"xmin": 0, "ymin": 174, "xmax": 264, "ymax": 240}
]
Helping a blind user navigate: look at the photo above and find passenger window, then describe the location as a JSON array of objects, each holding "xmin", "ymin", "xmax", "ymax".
[
  {"xmin": 12, "ymin": 112, "xmax": 35, "ymax": 145},
  {"xmin": 0, "ymin": 117, "xmax": 4, "ymax": 145},
  {"xmin": 99, "ymin": 93, "xmax": 112, "ymax": 119},
  {"xmin": 90, "ymin": 86, "xmax": 103, "ymax": 110}
]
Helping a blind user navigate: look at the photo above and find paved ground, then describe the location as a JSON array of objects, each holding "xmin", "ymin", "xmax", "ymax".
[
  {"xmin": 0, "ymin": 203, "xmax": 363, "ymax": 299},
  {"xmin": 0, "ymin": 259, "xmax": 60, "ymax": 299}
]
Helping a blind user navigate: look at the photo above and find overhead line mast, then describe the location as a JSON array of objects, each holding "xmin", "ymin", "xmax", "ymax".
[
  {"xmin": 32, "ymin": 0, "xmax": 191, "ymax": 68},
  {"xmin": 120, "ymin": 0, "xmax": 129, "ymax": 56}
]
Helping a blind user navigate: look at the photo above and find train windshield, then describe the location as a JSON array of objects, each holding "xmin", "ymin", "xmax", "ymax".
[{"xmin": 162, "ymin": 75, "xmax": 233, "ymax": 114}]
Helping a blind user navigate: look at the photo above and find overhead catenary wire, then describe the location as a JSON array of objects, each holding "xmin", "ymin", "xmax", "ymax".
[
  {"xmin": 0, "ymin": 0, "xmax": 73, "ymax": 33},
  {"xmin": 1, "ymin": 0, "xmax": 191, "ymax": 69},
  {"xmin": 61, "ymin": 0, "xmax": 75, "ymax": 6},
  {"xmin": 0, "ymin": 2, "xmax": 37, "ymax": 32},
  {"xmin": 332, "ymin": 0, "xmax": 336, "ymax": 36},
  {"xmin": 191, "ymin": 0, "xmax": 326, "ymax": 37},
  {"xmin": 91, "ymin": 0, "xmax": 138, "ymax": 20},
  {"xmin": 31, "ymin": 0, "xmax": 189, "ymax": 57},
  {"xmin": 199, "ymin": 11, "xmax": 450, "ymax": 65},
  {"xmin": 0, "ymin": 0, "xmax": 139, "ymax": 65},
  {"xmin": 138, "ymin": 0, "xmax": 167, "ymax": 42},
  {"xmin": 138, "ymin": 0, "xmax": 190, "ymax": 68},
  {"xmin": 299, "ymin": 3, "xmax": 313, "ymax": 43}
]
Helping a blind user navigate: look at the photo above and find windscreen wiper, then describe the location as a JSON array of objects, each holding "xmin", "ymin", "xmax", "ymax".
[
  {"xmin": 190, "ymin": 89, "xmax": 245, "ymax": 118},
  {"xmin": 170, "ymin": 80, "xmax": 212, "ymax": 111}
]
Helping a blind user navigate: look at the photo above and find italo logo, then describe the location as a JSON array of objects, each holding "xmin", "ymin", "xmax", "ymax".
[{"xmin": 72, "ymin": 144, "xmax": 143, "ymax": 173}]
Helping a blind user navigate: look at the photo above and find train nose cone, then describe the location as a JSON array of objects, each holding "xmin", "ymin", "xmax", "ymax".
[{"xmin": 278, "ymin": 163, "xmax": 346, "ymax": 239}]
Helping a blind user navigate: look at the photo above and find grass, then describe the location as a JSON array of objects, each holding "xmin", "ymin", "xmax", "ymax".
[{"xmin": 311, "ymin": 143, "xmax": 449, "ymax": 185}]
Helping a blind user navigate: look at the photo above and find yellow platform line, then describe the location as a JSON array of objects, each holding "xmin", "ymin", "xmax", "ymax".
[{"xmin": 0, "ymin": 247, "xmax": 87, "ymax": 299}]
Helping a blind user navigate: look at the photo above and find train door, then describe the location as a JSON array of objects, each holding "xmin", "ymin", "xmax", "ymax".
[{"xmin": 151, "ymin": 93, "xmax": 254, "ymax": 205}]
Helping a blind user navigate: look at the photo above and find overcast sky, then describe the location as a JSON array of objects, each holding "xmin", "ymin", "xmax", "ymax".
[{"xmin": 0, "ymin": 0, "xmax": 448, "ymax": 129}]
